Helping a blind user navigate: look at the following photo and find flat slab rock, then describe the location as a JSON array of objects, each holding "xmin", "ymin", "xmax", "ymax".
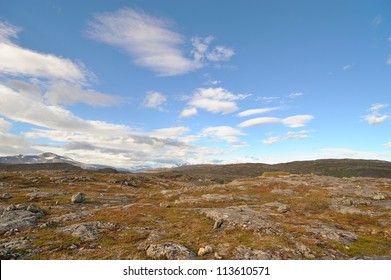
[
  {"xmin": 58, "ymin": 221, "xmax": 115, "ymax": 241},
  {"xmin": 0, "ymin": 210, "xmax": 38, "ymax": 233},
  {"xmin": 200, "ymin": 205, "xmax": 279, "ymax": 234},
  {"xmin": 302, "ymin": 223, "xmax": 358, "ymax": 246},
  {"xmin": 146, "ymin": 242, "xmax": 196, "ymax": 260},
  {"xmin": 233, "ymin": 245, "xmax": 272, "ymax": 260}
]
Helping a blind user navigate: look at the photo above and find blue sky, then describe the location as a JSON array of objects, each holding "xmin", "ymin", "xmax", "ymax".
[{"xmin": 0, "ymin": 0, "xmax": 390, "ymax": 168}]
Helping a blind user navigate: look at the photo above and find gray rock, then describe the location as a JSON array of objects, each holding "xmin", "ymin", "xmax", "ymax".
[
  {"xmin": 373, "ymin": 193, "xmax": 386, "ymax": 200},
  {"xmin": 271, "ymin": 189, "xmax": 296, "ymax": 195},
  {"xmin": 0, "ymin": 210, "xmax": 38, "ymax": 233},
  {"xmin": 213, "ymin": 219, "xmax": 224, "ymax": 229},
  {"xmin": 198, "ymin": 245, "xmax": 213, "ymax": 256},
  {"xmin": 2, "ymin": 193, "xmax": 13, "ymax": 199},
  {"xmin": 58, "ymin": 221, "xmax": 114, "ymax": 241},
  {"xmin": 26, "ymin": 204, "xmax": 44, "ymax": 215},
  {"xmin": 146, "ymin": 242, "xmax": 196, "ymax": 260},
  {"xmin": 71, "ymin": 192, "xmax": 86, "ymax": 203},
  {"xmin": 201, "ymin": 206, "xmax": 278, "ymax": 234},
  {"xmin": 233, "ymin": 245, "xmax": 271, "ymax": 260},
  {"xmin": 303, "ymin": 223, "xmax": 358, "ymax": 246},
  {"xmin": 51, "ymin": 210, "xmax": 94, "ymax": 222}
]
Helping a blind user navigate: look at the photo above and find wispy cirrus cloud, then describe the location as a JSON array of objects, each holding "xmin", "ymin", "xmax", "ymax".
[
  {"xmin": 0, "ymin": 20, "xmax": 119, "ymax": 108},
  {"xmin": 281, "ymin": 115, "xmax": 314, "ymax": 128},
  {"xmin": 372, "ymin": 15, "xmax": 383, "ymax": 26},
  {"xmin": 0, "ymin": 21, "xmax": 87, "ymax": 83},
  {"xmin": 45, "ymin": 82, "xmax": 120, "ymax": 107},
  {"xmin": 238, "ymin": 117, "xmax": 280, "ymax": 128},
  {"xmin": 238, "ymin": 115, "xmax": 313, "ymax": 128},
  {"xmin": 237, "ymin": 107, "xmax": 282, "ymax": 117},
  {"xmin": 262, "ymin": 130, "xmax": 313, "ymax": 145},
  {"xmin": 363, "ymin": 104, "xmax": 389, "ymax": 125},
  {"xmin": 87, "ymin": 8, "xmax": 234, "ymax": 76}
]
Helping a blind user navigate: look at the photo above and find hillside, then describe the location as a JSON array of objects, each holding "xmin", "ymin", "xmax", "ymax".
[{"xmin": 158, "ymin": 159, "xmax": 391, "ymax": 181}]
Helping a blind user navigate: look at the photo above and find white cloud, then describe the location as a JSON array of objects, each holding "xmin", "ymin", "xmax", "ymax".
[
  {"xmin": 179, "ymin": 107, "xmax": 198, "ymax": 118},
  {"xmin": 262, "ymin": 130, "xmax": 313, "ymax": 145},
  {"xmin": 87, "ymin": 9, "xmax": 234, "ymax": 76},
  {"xmin": 0, "ymin": 21, "xmax": 20, "ymax": 43},
  {"xmin": 0, "ymin": 118, "xmax": 12, "ymax": 132},
  {"xmin": 0, "ymin": 21, "xmax": 87, "ymax": 83},
  {"xmin": 238, "ymin": 115, "xmax": 313, "ymax": 128},
  {"xmin": 187, "ymin": 87, "xmax": 248, "ymax": 114},
  {"xmin": 206, "ymin": 46, "xmax": 235, "ymax": 62},
  {"xmin": 288, "ymin": 92, "xmax": 303, "ymax": 98},
  {"xmin": 262, "ymin": 136, "xmax": 281, "ymax": 145},
  {"xmin": 148, "ymin": 126, "xmax": 189, "ymax": 138},
  {"xmin": 201, "ymin": 126, "xmax": 246, "ymax": 146},
  {"xmin": 385, "ymin": 142, "xmax": 391, "ymax": 148},
  {"xmin": 238, "ymin": 117, "xmax": 281, "ymax": 128},
  {"xmin": 256, "ymin": 96, "xmax": 280, "ymax": 103},
  {"xmin": 0, "ymin": 84, "xmax": 128, "ymax": 134},
  {"xmin": 281, "ymin": 115, "xmax": 314, "ymax": 128},
  {"xmin": 364, "ymin": 103, "xmax": 389, "ymax": 125},
  {"xmin": 87, "ymin": 8, "xmax": 201, "ymax": 76},
  {"xmin": 237, "ymin": 107, "xmax": 282, "ymax": 117},
  {"xmin": 387, "ymin": 55, "xmax": 391, "ymax": 65},
  {"xmin": 144, "ymin": 91, "xmax": 167, "ymax": 111},
  {"xmin": 45, "ymin": 82, "xmax": 120, "ymax": 107}
]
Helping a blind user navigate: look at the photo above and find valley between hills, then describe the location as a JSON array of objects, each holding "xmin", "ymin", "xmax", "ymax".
[{"xmin": 0, "ymin": 159, "xmax": 390, "ymax": 260}]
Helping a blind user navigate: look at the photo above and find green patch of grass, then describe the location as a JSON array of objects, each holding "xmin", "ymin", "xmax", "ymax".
[{"xmin": 344, "ymin": 235, "xmax": 391, "ymax": 257}]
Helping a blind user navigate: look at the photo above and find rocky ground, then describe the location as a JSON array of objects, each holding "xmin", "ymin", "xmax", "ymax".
[{"xmin": 0, "ymin": 170, "xmax": 390, "ymax": 260}]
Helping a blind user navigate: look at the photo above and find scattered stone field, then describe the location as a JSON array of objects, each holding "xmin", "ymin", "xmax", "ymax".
[{"xmin": 0, "ymin": 170, "xmax": 390, "ymax": 260}]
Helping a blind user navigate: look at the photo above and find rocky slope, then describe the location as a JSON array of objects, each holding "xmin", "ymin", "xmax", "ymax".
[{"xmin": 0, "ymin": 169, "xmax": 390, "ymax": 260}]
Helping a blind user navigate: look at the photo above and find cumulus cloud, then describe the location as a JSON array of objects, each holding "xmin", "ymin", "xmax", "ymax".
[
  {"xmin": 87, "ymin": 8, "xmax": 234, "ymax": 76},
  {"xmin": 237, "ymin": 107, "xmax": 282, "ymax": 117},
  {"xmin": 179, "ymin": 107, "xmax": 198, "ymax": 118},
  {"xmin": 0, "ymin": 21, "xmax": 87, "ymax": 83},
  {"xmin": 364, "ymin": 104, "xmax": 389, "ymax": 125},
  {"xmin": 187, "ymin": 87, "xmax": 248, "ymax": 114},
  {"xmin": 201, "ymin": 126, "xmax": 246, "ymax": 146},
  {"xmin": 144, "ymin": 91, "xmax": 167, "ymax": 111}
]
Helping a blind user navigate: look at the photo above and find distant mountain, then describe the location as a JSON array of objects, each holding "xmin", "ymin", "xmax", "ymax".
[{"xmin": 0, "ymin": 153, "xmax": 117, "ymax": 171}]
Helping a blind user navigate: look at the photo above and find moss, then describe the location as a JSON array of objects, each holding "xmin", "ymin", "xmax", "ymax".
[{"xmin": 345, "ymin": 235, "xmax": 391, "ymax": 257}]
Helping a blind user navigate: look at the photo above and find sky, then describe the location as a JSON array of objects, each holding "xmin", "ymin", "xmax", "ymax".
[{"xmin": 0, "ymin": 0, "xmax": 391, "ymax": 169}]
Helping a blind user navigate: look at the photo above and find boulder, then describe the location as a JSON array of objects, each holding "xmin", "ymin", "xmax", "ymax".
[
  {"xmin": 2, "ymin": 193, "xmax": 13, "ymax": 199},
  {"xmin": 71, "ymin": 192, "xmax": 86, "ymax": 203}
]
